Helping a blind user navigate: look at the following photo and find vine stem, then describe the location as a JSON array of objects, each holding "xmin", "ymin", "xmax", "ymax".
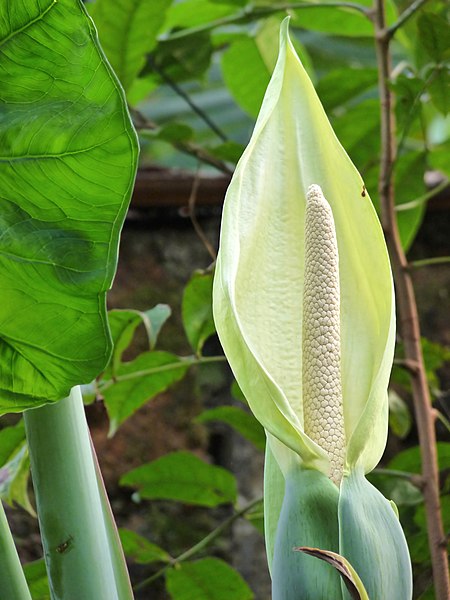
[
  {"xmin": 373, "ymin": 1, "xmax": 450, "ymax": 598},
  {"xmin": 133, "ymin": 497, "xmax": 262, "ymax": 592}
]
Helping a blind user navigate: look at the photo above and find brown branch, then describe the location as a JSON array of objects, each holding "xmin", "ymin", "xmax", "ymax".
[
  {"xmin": 374, "ymin": 1, "xmax": 450, "ymax": 598},
  {"xmin": 130, "ymin": 109, "xmax": 233, "ymax": 176}
]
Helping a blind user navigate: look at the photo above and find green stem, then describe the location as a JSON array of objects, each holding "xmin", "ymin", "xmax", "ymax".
[
  {"xmin": 0, "ymin": 501, "xmax": 32, "ymax": 599},
  {"xmin": 386, "ymin": 0, "xmax": 432, "ymax": 38},
  {"xmin": 24, "ymin": 386, "xmax": 133, "ymax": 600},
  {"xmin": 410, "ymin": 256, "xmax": 450, "ymax": 269},
  {"xmin": 99, "ymin": 355, "xmax": 226, "ymax": 392},
  {"xmin": 134, "ymin": 497, "xmax": 262, "ymax": 592}
]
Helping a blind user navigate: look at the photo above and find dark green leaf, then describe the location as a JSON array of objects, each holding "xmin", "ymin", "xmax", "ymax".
[
  {"xmin": 231, "ymin": 380, "xmax": 247, "ymax": 404},
  {"xmin": 148, "ymin": 123, "xmax": 195, "ymax": 143},
  {"xmin": 417, "ymin": 13, "xmax": 450, "ymax": 63},
  {"xmin": 206, "ymin": 141, "xmax": 245, "ymax": 164},
  {"xmin": 23, "ymin": 559, "xmax": 49, "ymax": 600},
  {"xmin": 316, "ymin": 67, "xmax": 378, "ymax": 112},
  {"xmin": 388, "ymin": 391, "xmax": 412, "ymax": 439},
  {"xmin": 428, "ymin": 66, "xmax": 450, "ymax": 115},
  {"xmin": 102, "ymin": 351, "xmax": 189, "ymax": 434},
  {"xmin": 394, "ymin": 151, "xmax": 427, "ymax": 250},
  {"xmin": 0, "ymin": 0, "xmax": 138, "ymax": 411},
  {"xmin": 121, "ymin": 451, "xmax": 237, "ymax": 507},
  {"xmin": 90, "ymin": 0, "xmax": 172, "ymax": 92},
  {"xmin": 429, "ymin": 141, "xmax": 450, "ymax": 177},
  {"xmin": 119, "ymin": 528, "xmax": 171, "ymax": 564},
  {"xmin": 244, "ymin": 499, "xmax": 264, "ymax": 535},
  {"xmin": 149, "ymin": 32, "xmax": 213, "ymax": 83},
  {"xmin": 368, "ymin": 471, "xmax": 422, "ymax": 507},
  {"xmin": 331, "ymin": 100, "xmax": 380, "ymax": 171},
  {"xmin": 221, "ymin": 36, "xmax": 271, "ymax": 117},
  {"xmin": 421, "ymin": 337, "xmax": 450, "ymax": 391},
  {"xmin": 182, "ymin": 272, "xmax": 215, "ymax": 354},
  {"xmin": 196, "ymin": 406, "xmax": 265, "ymax": 451},
  {"xmin": 165, "ymin": 557, "xmax": 254, "ymax": 599},
  {"xmin": 392, "ymin": 75, "xmax": 424, "ymax": 133},
  {"xmin": 388, "ymin": 442, "xmax": 450, "ymax": 473}
]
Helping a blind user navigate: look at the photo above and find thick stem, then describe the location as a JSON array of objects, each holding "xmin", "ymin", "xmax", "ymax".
[
  {"xmin": 374, "ymin": 2, "xmax": 450, "ymax": 598},
  {"xmin": 0, "ymin": 501, "xmax": 32, "ymax": 599},
  {"xmin": 24, "ymin": 387, "xmax": 133, "ymax": 600}
]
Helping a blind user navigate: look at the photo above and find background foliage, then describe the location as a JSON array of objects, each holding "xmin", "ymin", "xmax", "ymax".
[{"xmin": 1, "ymin": 0, "xmax": 449, "ymax": 598}]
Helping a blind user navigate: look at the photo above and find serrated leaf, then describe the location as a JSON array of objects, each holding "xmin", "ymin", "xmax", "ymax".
[
  {"xmin": 23, "ymin": 559, "xmax": 50, "ymax": 600},
  {"xmin": 90, "ymin": 0, "xmax": 172, "ymax": 93},
  {"xmin": 182, "ymin": 272, "xmax": 215, "ymax": 354},
  {"xmin": 120, "ymin": 451, "xmax": 237, "ymax": 507},
  {"xmin": 118, "ymin": 528, "xmax": 171, "ymax": 564},
  {"xmin": 101, "ymin": 351, "xmax": 189, "ymax": 434},
  {"xmin": 0, "ymin": 0, "xmax": 138, "ymax": 411},
  {"xmin": 165, "ymin": 557, "xmax": 254, "ymax": 600},
  {"xmin": 196, "ymin": 406, "xmax": 265, "ymax": 450}
]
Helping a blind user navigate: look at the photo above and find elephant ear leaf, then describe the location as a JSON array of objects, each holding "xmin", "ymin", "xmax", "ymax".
[{"xmin": 0, "ymin": 0, "xmax": 138, "ymax": 412}]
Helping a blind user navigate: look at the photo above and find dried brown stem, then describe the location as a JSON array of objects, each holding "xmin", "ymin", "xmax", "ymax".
[{"xmin": 374, "ymin": 2, "xmax": 450, "ymax": 598}]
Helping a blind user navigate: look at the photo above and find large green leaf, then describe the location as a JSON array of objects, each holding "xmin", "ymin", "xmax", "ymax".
[
  {"xmin": 89, "ymin": 0, "xmax": 172, "ymax": 93},
  {"xmin": 121, "ymin": 450, "xmax": 237, "ymax": 507},
  {"xmin": 165, "ymin": 558, "xmax": 254, "ymax": 600},
  {"xmin": 0, "ymin": 0, "xmax": 138, "ymax": 412}
]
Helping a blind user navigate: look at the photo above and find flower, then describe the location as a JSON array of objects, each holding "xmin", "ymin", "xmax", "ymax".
[{"xmin": 213, "ymin": 18, "xmax": 412, "ymax": 599}]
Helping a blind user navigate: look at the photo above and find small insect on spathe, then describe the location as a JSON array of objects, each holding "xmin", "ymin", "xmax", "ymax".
[{"xmin": 361, "ymin": 185, "xmax": 366, "ymax": 197}]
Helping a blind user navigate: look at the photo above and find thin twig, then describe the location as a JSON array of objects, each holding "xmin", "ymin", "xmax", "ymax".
[
  {"xmin": 131, "ymin": 109, "xmax": 233, "ymax": 175},
  {"xmin": 147, "ymin": 56, "xmax": 228, "ymax": 143},
  {"xmin": 188, "ymin": 168, "xmax": 218, "ymax": 261},
  {"xmin": 160, "ymin": 2, "xmax": 370, "ymax": 42},
  {"xmin": 374, "ymin": 1, "xmax": 450, "ymax": 597},
  {"xmin": 395, "ymin": 178, "xmax": 449, "ymax": 212},
  {"xmin": 133, "ymin": 497, "xmax": 262, "ymax": 592},
  {"xmin": 410, "ymin": 256, "xmax": 450, "ymax": 269},
  {"xmin": 386, "ymin": 0, "xmax": 432, "ymax": 39}
]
